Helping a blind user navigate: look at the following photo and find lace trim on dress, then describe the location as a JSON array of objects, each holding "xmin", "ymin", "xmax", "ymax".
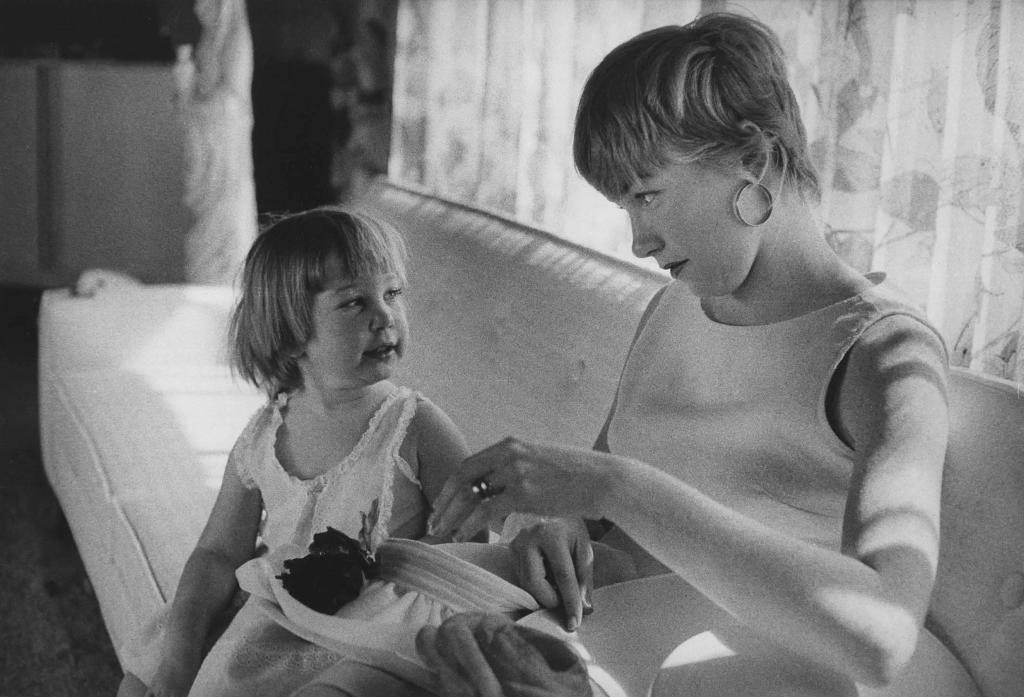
[
  {"xmin": 233, "ymin": 401, "xmax": 278, "ymax": 489},
  {"xmin": 373, "ymin": 464, "xmax": 396, "ymax": 551},
  {"xmin": 390, "ymin": 396, "xmax": 421, "ymax": 485},
  {"xmin": 270, "ymin": 389, "xmax": 403, "ymax": 489},
  {"xmin": 369, "ymin": 389, "xmax": 419, "ymax": 550}
]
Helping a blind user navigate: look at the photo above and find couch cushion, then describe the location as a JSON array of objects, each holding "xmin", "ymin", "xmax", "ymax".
[{"xmin": 40, "ymin": 362, "xmax": 262, "ymax": 657}]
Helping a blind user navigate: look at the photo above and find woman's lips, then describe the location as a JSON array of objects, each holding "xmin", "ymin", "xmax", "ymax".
[{"xmin": 666, "ymin": 261, "xmax": 687, "ymax": 279}]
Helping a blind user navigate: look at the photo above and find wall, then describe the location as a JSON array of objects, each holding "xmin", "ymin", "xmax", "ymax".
[
  {"xmin": 0, "ymin": 63, "xmax": 40, "ymax": 280},
  {"xmin": 0, "ymin": 61, "xmax": 188, "ymax": 287}
]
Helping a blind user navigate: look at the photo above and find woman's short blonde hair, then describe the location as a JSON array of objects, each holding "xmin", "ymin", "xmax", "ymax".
[
  {"xmin": 573, "ymin": 12, "xmax": 820, "ymax": 202},
  {"xmin": 229, "ymin": 207, "xmax": 408, "ymax": 397}
]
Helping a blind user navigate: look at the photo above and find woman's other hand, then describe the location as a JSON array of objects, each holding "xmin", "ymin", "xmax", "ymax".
[
  {"xmin": 508, "ymin": 515, "xmax": 594, "ymax": 632},
  {"xmin": 506, "ymin": 516, "xmax": 640, "ymax": 630},
  {"xmin": 416, "ymin": 612, "xmax": 593, "ymax": 697},
  {"xmin": 427, "ymin": 437, "xmax": 614, "ymax": 542}
]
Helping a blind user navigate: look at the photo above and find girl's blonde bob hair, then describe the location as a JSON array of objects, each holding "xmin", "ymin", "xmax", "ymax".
[
  {"xmin": 229, "ymin": 206, "xmax": 408, "ymax": 397},
  {"xmin": 573, "ymin": 12, "xmax": 820, "ymax": 202}
]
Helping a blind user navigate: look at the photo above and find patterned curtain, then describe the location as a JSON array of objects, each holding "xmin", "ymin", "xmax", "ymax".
[
  {"xmin": 390, "ymin": 0, "xmax": 1024, "ymax": 383},
  {"xmin": 177, "ymin": 0, "xmax": 258, "ymax": 285}
]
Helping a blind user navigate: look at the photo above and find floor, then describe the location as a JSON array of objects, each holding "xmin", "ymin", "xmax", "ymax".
[{"xmin": 0, "ymin": 285, "xmax": 122, "ymax": 696}]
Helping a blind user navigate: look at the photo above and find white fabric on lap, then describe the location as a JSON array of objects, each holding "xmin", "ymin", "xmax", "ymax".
[
  {"xmin": 237, "ymin": 539, "xmax": 539, "ymax": 692},
  {"xmin": 293, "ymin": 660, "xmax": 434, "ymax": 697}
]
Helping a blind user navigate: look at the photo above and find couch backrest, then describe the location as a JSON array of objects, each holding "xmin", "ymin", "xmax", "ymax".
[
  {"xmin": 355, "ymin": 181, "xmax": 666, "ymax": 452},
  {"xmin": 359, "ymin": 181, "xmax": 1024, "ymax": 696}
]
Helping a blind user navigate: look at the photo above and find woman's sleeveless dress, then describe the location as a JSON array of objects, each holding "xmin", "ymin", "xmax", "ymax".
[
  {"xmin": 120, "ymin": 385, "xmax": 434, "ymax": 695},
  {"xmin": 609, "ymin": 273, "xmax": 946, "ymax": 550},
  {"xmin": 596, "ymin": 274, "xmax": 980, "ymax": 695}
]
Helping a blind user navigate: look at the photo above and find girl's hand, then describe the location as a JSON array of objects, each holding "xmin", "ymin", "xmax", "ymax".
[
  {"xmin": 509, "ymin": 516, "xmax": 594, "ymax": 632},
  {"xmin": 146, "ymin": 649, "xmax": 201, "ymax": 697},
  {"xmin": 415, "ymin": 612, "xmax": 593, "ymax": 697},
  {"xmin": 427, "ymin": 437, "xmax": 613, "ymax": 542}
]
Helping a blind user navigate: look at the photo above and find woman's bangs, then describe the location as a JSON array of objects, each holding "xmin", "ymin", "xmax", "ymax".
[{"xmin": 579, "ymin": 108, "xmax": 660, "ymax": 199}]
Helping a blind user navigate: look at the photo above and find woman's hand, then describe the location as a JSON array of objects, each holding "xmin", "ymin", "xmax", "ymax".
[
  {"xmin": 426, "ymin": 438, "xmax": 628, "ymax": 630},
  {"xmin": 416, "ymin": 612, "xmax": 593, "ymax": 697},
  {"xmin": 508, "ymin": 516, "xmax": 594, "ymax": 632},
  {"xmin": 427, "ymin": 437, "xmax": 615, "ymax": 542}
]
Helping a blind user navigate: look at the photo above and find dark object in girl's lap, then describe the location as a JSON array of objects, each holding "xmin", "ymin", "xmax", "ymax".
[{"xmin": 277, "ymin": 526, "xmax": 380, "ymax": 615}]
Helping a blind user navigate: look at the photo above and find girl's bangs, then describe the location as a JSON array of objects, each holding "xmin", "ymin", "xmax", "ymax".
[{"xmin": 312, "ymin": 214, "xmax": 408, "ymax": 288}]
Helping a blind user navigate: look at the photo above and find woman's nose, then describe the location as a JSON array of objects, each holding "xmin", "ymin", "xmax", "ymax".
[{"xmin": 630, "ymin": 221, "xmax": 661, "ymax": 259}]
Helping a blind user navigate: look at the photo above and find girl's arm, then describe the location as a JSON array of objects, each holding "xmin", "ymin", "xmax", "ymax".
[
  {"xmin": 428, "ymin": 315, "xmax": 948, "ymax": 688},
  {"xmin": 401, "ymin": 398, "xmax": 473, "ymax": 544},
  {"xmin": 151, "ymin": 455, "xmax": 262, "ymax": 694}
]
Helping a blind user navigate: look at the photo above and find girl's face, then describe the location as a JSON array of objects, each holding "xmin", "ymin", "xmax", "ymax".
[
  {"xmin": 615, "ymin": 158, "xmax": 763, "ymax": 299},
  {"xmin": 298, "ymin": 257, "xmax": 408, "ymax": 393}
]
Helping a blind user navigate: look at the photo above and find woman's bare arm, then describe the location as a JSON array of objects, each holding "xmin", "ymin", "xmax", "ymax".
[{"xmin": 429, "ymin": 315, "xmax": 947, "ymax": 686}]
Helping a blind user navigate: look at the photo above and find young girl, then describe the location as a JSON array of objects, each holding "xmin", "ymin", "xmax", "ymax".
[
  {"xmin": 117, "ymin": 207, "xmax": 470, "ymax": 697},
  {"xmin": 428, "ymin": 12, "xmax": 957, "ymax": 695}
]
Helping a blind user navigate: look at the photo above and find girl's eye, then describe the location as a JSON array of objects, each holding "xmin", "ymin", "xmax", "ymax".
[
  {"xmin": 385, "ymin": 288, "xmax": 404, "ymax": 302},
  {"xmin": 636, "ymin": 191, "xmax": 656, "ymax": 206},
  {"xmin": 337, "ymin": 298, "xmax": 362, "ymax": 310}
]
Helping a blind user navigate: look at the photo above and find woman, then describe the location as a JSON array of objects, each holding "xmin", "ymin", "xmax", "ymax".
[{"xmin": 426, "ymin": 12, "xmax": 956, "ymax": 696}]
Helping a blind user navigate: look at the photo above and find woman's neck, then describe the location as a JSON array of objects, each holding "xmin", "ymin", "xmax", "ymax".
[{"xmin": 704, "ymin": 199, "xmax": 869, "ymax": 326}]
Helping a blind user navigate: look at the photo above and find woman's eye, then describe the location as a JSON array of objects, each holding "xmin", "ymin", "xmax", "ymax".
[
  {"xmin": 636, "ymin": 192, "xmax": 656, "ymax": 206},
  {"xmin": 337, "ymin": 298, "xmax": 362, "ymax": 310},
  {"xmin": 385, "ymin": 288, "xmax": 404, "ymax": 302}
]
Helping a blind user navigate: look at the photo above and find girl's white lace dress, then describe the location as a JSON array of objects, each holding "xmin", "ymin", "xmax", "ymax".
[{"xmin": 120, "ymin": 385, "xmax": 442, "ymax": 695}]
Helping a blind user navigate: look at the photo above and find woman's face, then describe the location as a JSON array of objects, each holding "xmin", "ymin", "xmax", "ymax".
[
  {"xmin": 298, "ymin": 256, "xmax": 408, "ymax": 393},
  {"xmin": 615, "ymin": 158, "xmax": 764, "ymax": 299}
]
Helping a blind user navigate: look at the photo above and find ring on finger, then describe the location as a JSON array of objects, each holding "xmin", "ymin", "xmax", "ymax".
[{"xmin": 470, "ymin": 477, "xmax": 502, "ymax": 502}]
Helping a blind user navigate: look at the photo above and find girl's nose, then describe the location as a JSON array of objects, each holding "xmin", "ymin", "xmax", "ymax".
[{"xmin": 370, "ymin": 304, "xmax": 395, "ymax": 331}]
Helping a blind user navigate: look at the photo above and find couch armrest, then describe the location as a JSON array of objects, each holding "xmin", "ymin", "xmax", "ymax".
[{"xmin": 38, "ymin": 284, "xmax": 238, "ymax": 373}]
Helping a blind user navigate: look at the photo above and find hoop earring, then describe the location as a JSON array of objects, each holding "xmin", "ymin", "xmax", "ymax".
[{"xmin": 732, "ymin": 181, "xmax": 774, "ymax": 227}]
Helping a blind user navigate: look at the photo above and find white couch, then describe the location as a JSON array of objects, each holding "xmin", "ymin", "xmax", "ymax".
[{"xmin": 39, "ymin": 181, "xmax": 1024, "ymax": 696}]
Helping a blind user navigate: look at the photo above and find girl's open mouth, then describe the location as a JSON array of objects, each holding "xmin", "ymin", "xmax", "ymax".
[{"xmin": 364, "ymin": 343, "xmax": 398, "ymax": 359}]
